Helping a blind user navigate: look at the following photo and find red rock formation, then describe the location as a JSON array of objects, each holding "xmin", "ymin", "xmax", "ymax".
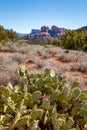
[
  {"xmin": 23, "ymin": 25, "xmax": 66, "ymax": 40},
  {"xmin": 51, "ymin": 25, "xmax": 60, "ymax": 33},
  {"xmin": 41, "ymin": 26, "xmax": 49, "ymax": 33},
  {"xmin": 26, "ymin": 32, "xmax": 51, "ymax": 40}
]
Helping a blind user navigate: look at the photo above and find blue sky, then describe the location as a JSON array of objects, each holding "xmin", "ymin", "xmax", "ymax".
[{"xmin": 0, "ymin": 0, "xmax": 87, "ymax": 33}]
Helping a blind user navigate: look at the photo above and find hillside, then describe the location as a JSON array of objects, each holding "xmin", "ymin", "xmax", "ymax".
[{"xmin": 77, "ymin": 26, "xmax": 87, "ymax": 34}]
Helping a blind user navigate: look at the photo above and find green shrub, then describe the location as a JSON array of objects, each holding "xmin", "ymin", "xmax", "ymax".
[
  {"xmin": 60, "ymin": 30, "xmax": 86, "ymax": 51},
  {"xmin": 0, "ymin": 25, "xmax": 18, "ymax": 44},
  {"xmin": 0, "ymin": 66, "xmax": 87, "ymax": 130},
  {"xmin": 44, "ymin": 39, "xmax": 61, "ymax": 46}
]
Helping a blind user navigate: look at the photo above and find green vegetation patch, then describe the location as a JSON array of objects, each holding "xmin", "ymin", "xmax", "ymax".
[
  {"xmin": 0, "ymin": 25, "xmax": 18, "ymax": 44},
  {"xmin": 0, "ymin": 66, "xmax": 87, "ymax": 130}
]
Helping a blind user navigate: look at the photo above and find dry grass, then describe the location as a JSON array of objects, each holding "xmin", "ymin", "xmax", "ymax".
[
  {"xmin": 0, "ymin": 55, "xmax": 19, "ymax": 85},
  {"xmin": 70, "ymin": 62, "xmax": 87, "ymax": 73},
  {"xmin": 0, "ymin": 43, "xmax": 87, "ymax": 89}
]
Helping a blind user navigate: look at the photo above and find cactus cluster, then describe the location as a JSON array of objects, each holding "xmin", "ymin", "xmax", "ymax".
[{"xmin": 0, "ymin": 66, "xmax": 87, "ymax": 130}]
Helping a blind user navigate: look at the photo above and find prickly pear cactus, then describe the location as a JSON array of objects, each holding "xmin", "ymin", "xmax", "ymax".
[{"xmin": 0, "ymin": 66, "xmax": 87, "ymax": 130}]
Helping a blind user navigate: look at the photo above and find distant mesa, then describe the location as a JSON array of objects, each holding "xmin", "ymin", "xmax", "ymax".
[
  {"xmin": 23, "ymin": 25, "xmax": 66, "ymax": 40},
  {"xmin": 28, "ymin": 32, "xmax": 51, "ymax": 40},
  {"xmin": 31, "ymin": 29, "xmax": 40, "ymax": 34}
]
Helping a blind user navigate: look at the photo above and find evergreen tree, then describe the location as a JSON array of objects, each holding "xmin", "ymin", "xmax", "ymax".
[
  {"xmin": 0, "ymin": 25, "xmax": 18, "ymax": 43},
  {"xmin": 60, "ymin": 30, "xmax": 85, "ymax": 50},
  {"xmin": 7, "ymin": 29, "xmax": 18, "ymax": 42},
  {"xmin": 0, "ymin": 25, "xmax": 8, "ymax": 42}
]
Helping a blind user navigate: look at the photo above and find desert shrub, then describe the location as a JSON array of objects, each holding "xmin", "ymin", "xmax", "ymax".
[
  {"xmin": 57, "ymin": 53, "xmax": 79, "ymax": 63},
  {"xmin": 6, "ymin": 29, "xmax": 18, "ymax": 42},
  {"xmin": 60, "ymin": 30, "xmax": 86, "ymax": 51},
  {"xmin": 0, "ymin": 25, "xmax": 8, "ymax": 42},
  {"xmin": 0, "ymin": 55, "xmax": 19, "ymax": 86},
  {"xmin": 17, "ymin": 39, "xmax": 27, "ymax": 44},
  {"xmin": 34, "ymin": 58, "xmax": 44, "ymax": 70},
  {"xmin": 0, "ymin": 25, "xmax": 18, "ymax": 44},
  {"xmin": 36, "ymin": 48, "xmax": 57, "ymax": 60},
  {"xmin": 44, "ymin": 39, "xmax": 61, "ymax": 46},
  {"xmin": 83, "ymin": 42, "xmax": 87, "ymax": 52},
  {"xmin": 71, "ymin": 63, "xmax": 87, "ymax": 73},
  {"xmin": 10, "ymin": 53, "xmax": 26, "ymax": 64},
  {"xmin": 46, "ymin": 49, "xmax": 57, "ymax": 57},
  {"xmin": 0, "ymin": 66, "xmax": 87, "ymax": 130},
  {"xmin": 0, "ymin": 42, "xmax": 30, "ymax": 54}
]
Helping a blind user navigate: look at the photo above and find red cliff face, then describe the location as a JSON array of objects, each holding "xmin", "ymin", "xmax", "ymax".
[
  {"xmin": 41, "ymin": 26, "xmax": 49, "ymax": 33},
  {"xmin": 51, "ymin": 25, "xmax": 60, "ymax": 33},
  {"xmin": 26, "ymin": 32, "xmax": 52, "ymax": 40},
  {"xmin": 51, "ymin": 25, "xmax": 66, "ymax": 37}
]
